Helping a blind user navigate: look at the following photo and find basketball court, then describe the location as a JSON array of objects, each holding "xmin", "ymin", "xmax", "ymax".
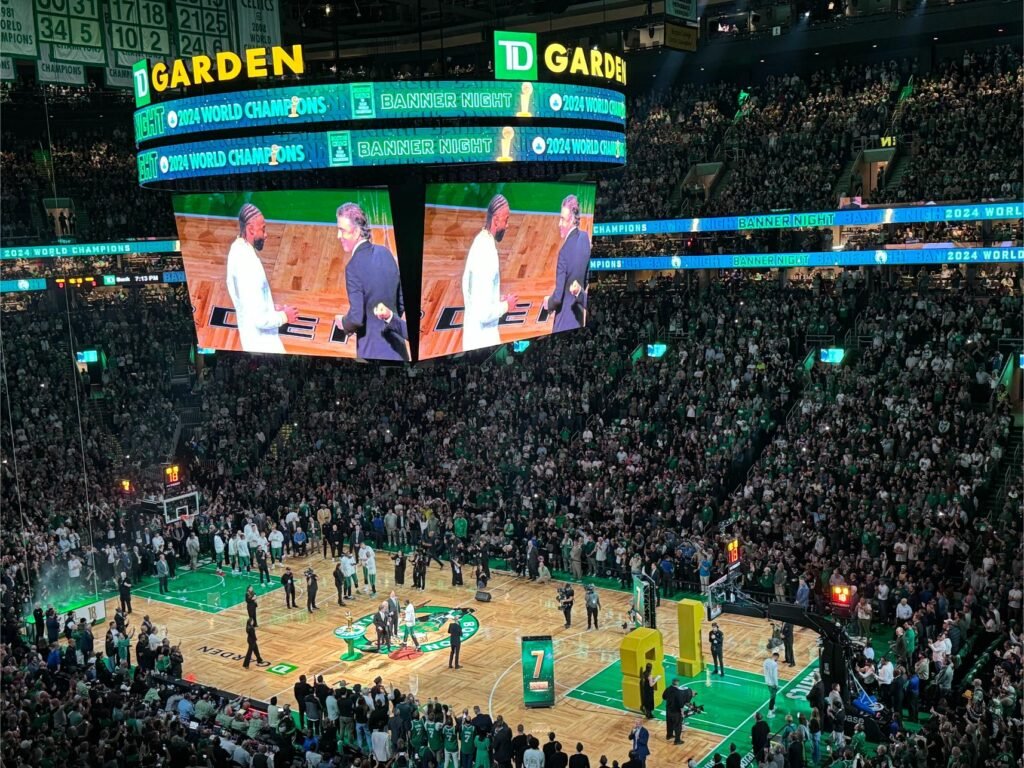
[{"xmin": 57, "ymin": 546, "xmax": 820, "ymax": 766}]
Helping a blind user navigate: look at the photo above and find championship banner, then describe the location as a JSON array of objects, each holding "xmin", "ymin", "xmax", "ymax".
[
  {"xmin": 51, "ymin": 41, "xmax": 106, "ymax": 64},
  {"xmin": 33, "ymin": 0, "xmax": 103, "ymax": 50},
  {"xmin": 521, "ymin": 636, "xmax": 555, "ymax": 708},
  {"xmin": 109, "ymin": 0, "xmax": 172, "ymax": 67},
  {"xmin": 0, "ymin": 55, "xmax": 14, "ymax": 79},
  {"xmin": 174, "ymin": 0, "xmax": 233, "ymax": 59},
  {"xmin": 1, "ymin": 0, "xmax": 38, "ymax": 58},
  {"xmin": 105, "ymin": 64, "xmax": 133, "ymax": 88},
  {"xmin": 234, "ymin": 0, "xmax": 280, "ymax": 49},
  {"xmin": 37, "ymin": 44, "xmax": 84, "ymax": 84}
]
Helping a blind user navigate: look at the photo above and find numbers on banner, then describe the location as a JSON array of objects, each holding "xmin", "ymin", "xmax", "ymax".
[
  {"xmin": 531, "ymin": 649, "xmax": 544, "ymax": 678},
  {"xmin": 38, "ymin": 15, "xmax": 68, "ymax": 41},
  {"xmin": 141, "ymin": 1, "xmax": 164, "ymax": 26}
]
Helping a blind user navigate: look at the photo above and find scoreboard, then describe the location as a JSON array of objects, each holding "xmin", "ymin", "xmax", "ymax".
[
  {"xmin": 35, "ymin": 0, "xmax": 103, "ymax": 48},
  {"xmin": 133, "ymin": 81, "xmax": 627, "ymax": 144},
  {"xmin": 137, "ymin": 126, "xmax": 627, "ymax": 185}
]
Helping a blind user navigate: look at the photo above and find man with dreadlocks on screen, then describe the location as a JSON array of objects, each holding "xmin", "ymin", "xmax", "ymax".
[
  {"xmin": 461, "ymin": 193, "xmax": 518, "ymax": 352},
  {"xmin": 334, "ymin": 201, "xmax": 410, "ymax": 361},
  {"xmin": 226, "ymin": 203, "xmax": 298, "ymax": 353}
]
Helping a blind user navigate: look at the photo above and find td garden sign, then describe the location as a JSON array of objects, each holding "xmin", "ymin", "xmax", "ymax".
[
  {"xmin": 494, "ymin": 31, "xmax": 627, "ymax": 86},
  {"xmin": 134, "ymin": 45, "xmax": 305, "ymax": 107},
  {"xmin": 133, "ymin": 34, "xmax": 625, "ymax": 110}
]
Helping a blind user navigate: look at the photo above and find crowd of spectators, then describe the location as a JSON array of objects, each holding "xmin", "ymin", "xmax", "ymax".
[
  {"xmin": 596, "ymin": 82, "xmax": 734, "ymax": 220},
  {"xmin": 706, "ymin": 61, "xmax": 900, "ymax": 216},
  {"xmin": 2, "ymin": 273, "xmax": 1020, "ymax": 768},
  {"xmin": 879, "ymin": 47, "xmax": 1023, "ymax": 205},
  {"xmin": 1, "ymin": 34, "xmax": 1022, "ymax": 768}
]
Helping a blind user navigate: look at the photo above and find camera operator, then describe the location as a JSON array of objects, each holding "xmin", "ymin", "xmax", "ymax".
[{"xmin": 558, "ymin": 583, "xmax": 575, "ymax": 629}]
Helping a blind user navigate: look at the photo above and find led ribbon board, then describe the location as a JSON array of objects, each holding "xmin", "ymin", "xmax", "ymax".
[
  {"xmin": 0, "ymin": 240, "xmax": 181, "ymax": 260},
  {"xmin": 589, "ymin": 247, "xmax": 1024, "ymax": 271},
  {"xmin": 594, "ymin": 202, "xmax": 1024, "ymax": 236},
  {"xmin": 137, "ymin": 127, "xmax": 626, "ymax": 186},
  {"xmin": 134, "ymin": 81, "xmax": 626, "ymax": 145}
]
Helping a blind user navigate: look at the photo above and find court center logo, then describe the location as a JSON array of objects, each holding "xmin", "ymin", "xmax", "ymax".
[{"xmin": 334, "ymin": 606, "xmax": 479, "ymax": 653}]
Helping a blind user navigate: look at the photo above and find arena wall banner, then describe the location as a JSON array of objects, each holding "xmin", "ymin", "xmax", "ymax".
[
  {"xmin": 36, "ymin": 45, "xmax": 84, "ymax": 85},
  {"xmin": 235, "ymin": 0, "xmax": 281, "ymax": 49},
  {"xmin": 1, "ymin": 0, "xmax": 38, "ymax": 59},
  {"xmin": 33, "ymin": 0, "xmax": 103, "ymax": 51},
  {"xmin": 50, "ymin": 40, "xmax": 106, "ymax": 65},
  {"xmin": 105, "ymin": 64, "xmax": 133, "ymax": 89},
  {"xmin": 173, "ymin": 0, "xmax": 234, "ymax": 59},
  {"xmin": 0, "ymin": 55, "xmax": 14, "ymax": 80},
  {"xmin": 418, "ymin": 181, "xmax": 595, "ymax": 360},
  {"xmin": 173, "ymin": 188, "xmax": 410, "ymax": 361},
  {"xmin": 594, "ymin": 201, "xmax": 1024, "ymax": 235},
  {"xmin": 109, "ymin": 0, "xmax": 173, "ymax": 67}
]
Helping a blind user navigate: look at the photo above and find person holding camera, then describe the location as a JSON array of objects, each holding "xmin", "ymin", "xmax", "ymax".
[{"xmin": 559, "ymin": 583, "xmax": 575, "ymax": 629}]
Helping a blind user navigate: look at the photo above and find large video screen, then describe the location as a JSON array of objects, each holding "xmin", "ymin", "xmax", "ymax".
[
  {"xmin": 174, "ymin": 189, "xmax": 409, "ymax": 360},
  {"xmin": 418, "ymin": 181, "xmax": 595, "ymax": 359}
]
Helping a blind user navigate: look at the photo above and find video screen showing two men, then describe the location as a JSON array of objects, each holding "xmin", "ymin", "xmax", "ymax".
[
  {"xmin": 418, "ymin": 181, "xmax": 595, "ymax": 360},
  {"xmin": 174, "ymin": 190, "xmax": 410, "ymax": 361}
]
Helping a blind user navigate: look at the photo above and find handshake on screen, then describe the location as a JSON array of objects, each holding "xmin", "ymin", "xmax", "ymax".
[{"xmin": 542, "ymin": 281, "xmax": 583, "ymax": 311}]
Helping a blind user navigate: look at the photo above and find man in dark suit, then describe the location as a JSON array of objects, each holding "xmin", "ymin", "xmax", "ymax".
[
  {"xmin": 334, "ymin": 202, "xmax": 409, "ymax": 361},
  {"xmin": 786, "ymin": 732, "xmax": 804, "ymax": 768},
  {"xmin": 448, "ymin": 615, "xmax": 463, "ymax": 668},
  {"xmin": 281, "ymin": 567, "xmax": 297, "ymax": 609},
  {"xmin": 243, "ymin": 618, "xmax": 264, "ymax": 668},
  {"xmin": 750, "ymin": 713, "xmax": 770, "ymax": 763},
  {"xmin": 725, "ymin": 743, "xmax": 741, "ymax": 768},
  {"xmin": 662, "ymin": 679, "xmax": 685, "ymax": 744},
  {"xmin": 567, "ymin": 743, "xmax": 590, "ymax": 768},
  {"xmin": 471, "ymin": 705, "xmax": 493, "ymax": 735},
  {"xmin": 510, "ymin": 724, "xmax": 529, "ymax": 768},
  {"xmin": 294, "ymin": 675, "xmax": 313, "ymax": 728},
  {"xmin": 782, "ymin": 622, "xmax": 796, "ymax": 666},
  {"xmin": 492, "ymin": 716, "xmax": 514, "ymax": 768},
  {"xmin": 543, "ymin": 194, "xmax": 591, "ymax": 333},
  {"xmin": 628, "ymin": 719, "xmax": 650, "ymax": 767}
]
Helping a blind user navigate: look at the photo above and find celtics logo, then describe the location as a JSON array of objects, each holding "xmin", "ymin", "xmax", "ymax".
[{"xmin": 334, "ymin": 606, "xmax": 480, "ymax": 654}]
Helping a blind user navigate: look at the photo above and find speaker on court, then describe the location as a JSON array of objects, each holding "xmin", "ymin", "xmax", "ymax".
[{"xmin": 475, "ymin": 590, "xmax": 492, "ymax": 602}]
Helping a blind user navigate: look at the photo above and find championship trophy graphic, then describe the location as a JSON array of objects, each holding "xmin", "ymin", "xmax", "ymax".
[
  {"xmin": 288, "ymin": 96, "xmax": 300, "ymax": 118},
  {"xmin": 517, "ymin": 82, "xmax": 534, "ymax": 117},
  {"xmin": 268, "ymin": 145, "xmax": 281, "ymax": 166},
  {"xmin": 497, "ymin": 127, "xmax": 515, "ymax": 162}
]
